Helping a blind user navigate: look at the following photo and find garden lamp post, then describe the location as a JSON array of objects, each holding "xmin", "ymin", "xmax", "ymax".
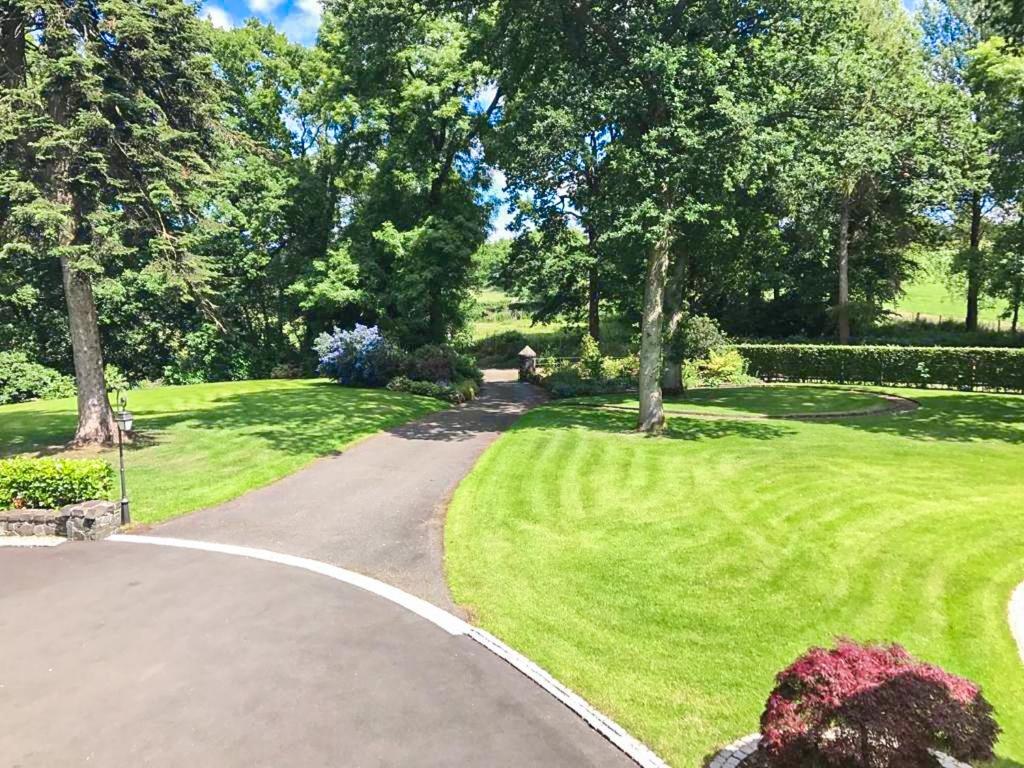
[{"xmin": 113, "ymin": 392, "xmax": 133, "ymax": 525}]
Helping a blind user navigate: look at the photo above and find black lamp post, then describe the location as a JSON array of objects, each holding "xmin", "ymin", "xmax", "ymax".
[{"xmin": 113, "ymin": 391, "xmax": 133, "ymax": 525}]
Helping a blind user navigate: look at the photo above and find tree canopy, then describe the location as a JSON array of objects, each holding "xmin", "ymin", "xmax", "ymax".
[{"xmin": 2, "ymin": 0, "xmax": 1023, "ymax": 438}]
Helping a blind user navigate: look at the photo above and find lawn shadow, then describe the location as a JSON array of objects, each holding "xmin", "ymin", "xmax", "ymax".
[
  {"xmin": 387, "ymin": 381, "xmax": 547, "ymax": 443},
  {"xmin": 530, "ymin": 404, "xmax": 794, "ymax": 441},
  {"xmin": 831, "ymin": 391, "xmax": 1024, "ymax": 444},
  {"xmin": 0, "ymin": 411, "xmax": 79, "ymax": 457},
  {"xmin": 119, "ymin": 383, "xmax": 443, "ymax": 457}
]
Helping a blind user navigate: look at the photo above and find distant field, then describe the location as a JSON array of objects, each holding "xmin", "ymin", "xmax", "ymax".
[{"xmin": 892, "ymin": 269, "xmax": 1009, "ymax": 328}]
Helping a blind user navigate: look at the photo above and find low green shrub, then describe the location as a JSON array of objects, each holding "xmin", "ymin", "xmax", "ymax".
[
  {"xmin": 0, "ymin": 457, "xmax": 115, "ymax": 510},
  {"xmin": 0, "ymin": 352, "xmax": 75, "ymax": 405},
  {"xmin": 470, "ymin": 330, "xmax": 531, "ymax": 368},
  {"xmin": 409, "ymin": 344, "xmax": 483, "ymax": 385},
  {"xmin": 689, "ymin": 348, "xmax": 753, "ymax": 387},
  {"xmin": 737, "ymin": 343, "xmax": 1024, "ymax": 391},
  {"xmin": 386, "ymin": 375, "xmax": 480, "ymax": 404}
]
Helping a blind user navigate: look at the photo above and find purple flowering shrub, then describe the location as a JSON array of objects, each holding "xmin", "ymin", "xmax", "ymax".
[
  {"xmin": 315, "ymin": 324, "xmax": 407, "ymax": 387},
  {"xmin": 758, "ymin": 640, "xmax": 1000, "ymax": 768}
]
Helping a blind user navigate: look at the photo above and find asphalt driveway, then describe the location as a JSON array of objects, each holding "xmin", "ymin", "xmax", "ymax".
[{"xmin": 0, "ymin": 540, "xmax": 634, "ymax": 768}]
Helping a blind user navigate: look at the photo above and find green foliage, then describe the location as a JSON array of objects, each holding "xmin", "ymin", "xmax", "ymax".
[
  {"xmin": 539, "ymin": 341, "xmax": 638, "ymax": 399},
  {"xmin": 0, "ymin": 352, "xmax": 75, "ymax": 405},
  {"xmin": 386, "ymin": 375, "xmax": 479, "ymax": 404},
  {"xmin": 0, "ymin": 457, "xmax": 114, "ymax": 510},
  {"xmin": 737, "ymin": 343, "xmax": 1024, "ymax": 391},
  {"xmin": 688, "ymin": 348, "xmax": 751, "ymax": 388},
  {"xmin": 669, "ymin": 314, "xmax": 730, "ymax": 364},
  {"xmin": 578, "ymin": 335, "xmax": 605, "ymax": 380},
  {"xmin": 409, "ymin": 345, "xmax": 482, "ymax": 385}
]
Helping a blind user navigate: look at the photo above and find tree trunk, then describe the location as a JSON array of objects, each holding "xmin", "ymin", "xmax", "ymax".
[
  {"xmin": 837, "ymin": 192, "xmax": 851, "ymax": 345},
  {"xmin": 43, "ymin": 27, "xmax": 115, "ymax": 447},
  {"xmin": 587, "ymin": 265, "xmax": 600, "ymax": 342},
  {"xmin": 661, "ymin": 251, "xmax": 688, "ymax": 395},
  {"xmin": 1012, "ymin": 280, "xmax": 1021, "ymax": 334},
  {"xmin": 638, "ymin": 211, "xmax": 673, "ymax": 434},
  {"xmin": 61, "ymin": 255, "xmax": 116, "ymax": 446},
  {"xmin": 965, "ymin": 191, "xmax": 983, "ymax": 332}
]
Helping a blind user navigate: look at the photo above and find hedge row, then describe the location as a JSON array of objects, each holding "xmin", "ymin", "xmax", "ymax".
[
  {"xmin": 735, "ymin": 344, "xmax": 1024, "ymax": 392},
  {"xmin": 0, "ymin": 457, "xmax": 115, "ymax": 510}
]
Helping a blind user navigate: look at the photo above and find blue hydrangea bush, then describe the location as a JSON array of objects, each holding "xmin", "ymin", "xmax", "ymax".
[{"xmin": 315, "ymin": 324, "xmax": 407, "ymax": 387}]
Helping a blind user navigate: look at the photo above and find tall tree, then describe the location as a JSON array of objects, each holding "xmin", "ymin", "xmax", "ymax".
[
  {"xmin": 318, "ymin": 0, "xmax": 498, "ymax": 346},
  {"xmin": 0, "ymin": 0, "xmax": 218, "ymax": 444},
  {"xmin": 970, "ymin": 34, "xmax": 1024, "ymax": 331},
  {"xmin": 920, "ymin": 0, "xmax": 993, "ymax": 331},
  {"xmin": 486, "ymin": 0, "xmax": 780, "ymax": 432}
]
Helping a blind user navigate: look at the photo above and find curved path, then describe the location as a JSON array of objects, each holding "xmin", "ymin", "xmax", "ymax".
[
  {"xmin": 0, "ymin": 540, "xmax": 635, "ymax": 767},
  {"xmin": 154, "ymin": 370, "xmax": 546, "ymax": 613}
]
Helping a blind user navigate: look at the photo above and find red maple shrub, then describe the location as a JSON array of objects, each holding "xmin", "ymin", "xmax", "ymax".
[{"xmin": 758, "ymin": 640, "xmax": 1000, "ymax": 768}]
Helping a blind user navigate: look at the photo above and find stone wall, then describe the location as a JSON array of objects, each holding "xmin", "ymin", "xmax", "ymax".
[{"xmin": 0, "ymin": 500, "xmax": 119, "ymax": 541}]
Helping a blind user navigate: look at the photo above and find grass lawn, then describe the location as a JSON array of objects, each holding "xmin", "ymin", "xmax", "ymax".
[
  {"xmin": 0, "ymin": 379, "xmax": 441, "ymax": 524},
  {"xmin": 446, "ymin": 385, "xmax": 1024, "ymax": 766}
]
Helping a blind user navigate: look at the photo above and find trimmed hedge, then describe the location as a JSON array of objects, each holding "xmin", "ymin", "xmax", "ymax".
[
  {"xmin": 0, "ymin": 457, "xmax": 115, "ymax": 510},
  {"xmin": 736, "ymin": 344, "xmax": 1024, "ymax": 392}
]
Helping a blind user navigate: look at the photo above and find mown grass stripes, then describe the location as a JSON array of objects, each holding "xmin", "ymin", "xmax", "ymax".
[{"xmin": 445, "ymin": 387, "xmax": 1024, "ymax": 766}]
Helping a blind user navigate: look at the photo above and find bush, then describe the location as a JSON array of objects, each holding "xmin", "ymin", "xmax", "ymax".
[
  {"xmin": 669, "ymin": 312, "xmax": 730, "ymax": 364},
  {"xmin": 579, "ymin": 335, "xmax": 606, "ymax": 380},
  {"xmin": 737, "ymin": 343, "xmax": 1024, "ymax": 392},
  {"xmin": 315, "ymin": 324, "xmax": 407, "ymax": 387},
  {"xmin": 759, "ymin": 640, "xmax": 1000, "ymax": 768},
  {"xmin": 471, "ymin": 329, "xmax": 531, "ymax": 368},
  {"xmin": 409, "ymin": 344, "xmax": 483, "ymax": 385},
  {"xmin": 386, "ymin": 375, "xmax": 479, "ymax": 404},
  {"xmin": 0, "ymin": 352, "xmax": 75, "ymax": 405},
  {"xmin": 0, "ymin": 457, "xmax": 115, "ymax": 510},
  {"xmin": 688, "ymin": 348, "xmax": 751, "ymax": 387}
]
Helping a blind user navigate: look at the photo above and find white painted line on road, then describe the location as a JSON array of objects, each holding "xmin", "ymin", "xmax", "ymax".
[
  {"xmin": 1011, "ymin": 581, "xmax": 1024, "ymax": 664},
  {"xmin": 469, "ymin": 627, "xmax": 670, "ymax": 768},
  {"xmin": 0, "ymin": 536, "xmax": 64, "ymax": 547},
  {"xmin": 110, "ymin": 534, "xmax": 670, "ymax": 768},
  {"xmin": 110, "ymin": 534, "xmax": 471, "ymax": 635}
]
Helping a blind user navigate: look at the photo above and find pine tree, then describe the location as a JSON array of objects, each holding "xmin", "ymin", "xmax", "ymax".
[{"xmin": 0, "ymin": 0, "xmax": 219, "ymax": 444}]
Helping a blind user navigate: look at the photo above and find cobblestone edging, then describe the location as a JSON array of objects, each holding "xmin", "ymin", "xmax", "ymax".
[
  {"xmin": 708, "ymin": 734, "xmax": 970, "ymax": 768},
  {"xmin": 0, "ymin": 500, "xmax": 120, "ymax": 541},
  {"xmin": 1011, "ymin": 581, "xmax": 1024, "ymax": 665}
]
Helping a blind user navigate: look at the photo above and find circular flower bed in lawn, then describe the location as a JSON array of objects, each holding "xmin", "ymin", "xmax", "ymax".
[{"xmin": 562, "ymin": 385, "xmax": 919, "ymax": 421}]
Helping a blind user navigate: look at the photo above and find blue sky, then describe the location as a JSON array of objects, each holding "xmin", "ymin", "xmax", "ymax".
[{"xmin": 201, "ymin": 0, "xmax": 322, "ymax": 45}]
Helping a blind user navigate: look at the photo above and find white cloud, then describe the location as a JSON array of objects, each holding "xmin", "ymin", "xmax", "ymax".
[
  {"xmin": 296, "ymin": 0, "xmax": 323, "ymax": 19},
  {"xmin": 278, "ymin": 0, "xmax": 322, "ymax": 44},
  {"xmin": 203, "ymin": 5, "xmax": 233, "ymax": 29},
  {"xmin": 248, "ymin": 0, "xmax": 283, "ymax": 12}
]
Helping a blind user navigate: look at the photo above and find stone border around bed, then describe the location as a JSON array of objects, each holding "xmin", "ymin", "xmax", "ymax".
[
  {"xmin": 0, "ymin": 500, "xmax": 120, "ymax": 541},
  {"xmin": 708, "ymin": 734, "xmax": 970, "ymax": 768}
]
